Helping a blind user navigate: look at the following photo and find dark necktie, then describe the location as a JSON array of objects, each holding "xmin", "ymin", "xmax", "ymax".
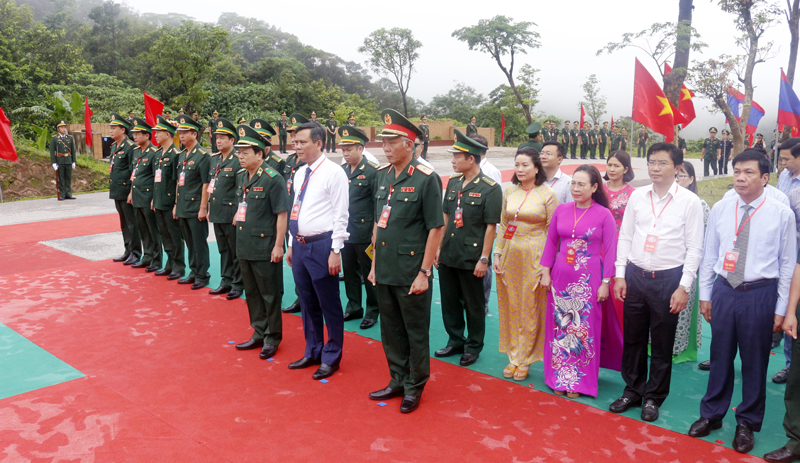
[
  {"xmin": 728, "ymin": 204, "xmax": 752, "ymax": 288},
  {"xmin": 289, "ymin": 166, "xmax": 312, "ymax": 237}
]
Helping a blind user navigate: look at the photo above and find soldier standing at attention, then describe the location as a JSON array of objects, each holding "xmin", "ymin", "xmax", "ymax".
[
  {"xmin": 637, "ymin": 126, "xmax": 649, "ymax": 158},
  {"xmin": 339, "ymin": 126, "xmax": 381, "ymax": 330},
  {"xmin": 677, "ymin": 127, "xmax": 687, "ymax": 156},
  {"xmin": 467, "ymin": 116, "xmax": 478, "ymax": 136},
  {"xmin": 561, "ymin": 120, "xmax": 571, "ymax": 155},
  {"xmin": 599, "ymin": 121, "xmax": 609, "ymax": 159},
  {"xmin": 50, "ymin": 119, "xmax": 76, "ymax": 200},
  {"xmin": 232, "ymin": 124, "xmax": 289, "ymax": 360},
  {"xmin": 570, "ymin": 121, "xmax": 580, "ymax": 159},
  {"xmin": 128, "ymin": 118, "xmax": 162, "ymax": 272},
  {"xmin": 109, "ymin": 114, "xmax": 142, "ymax": 266},
  {"xmin": 609, "ymin": 125, "xmax": 621, "ymax": 153},
  {"xmin": 348, "ymin": 112, "xmax": 357, "ymax": 126},
  {"xmin": 310, "ymin": 111, "xmax": 325, "ymax": 149},
  {"xmin": 419, "ymin": 116, "xmax": 430, "ymax": 160},
  {"xmin": 701, "ymin": 127, "xmax": 721, "ymax": 177},
  {"xmin": 173, "ymin": 115, "xmax": 212, "ymax": 290},
  {"xmin": 518, "ymin": 122, "xmax": 544, "ymax": 152},
  {"xmin": 434, "ymin": 130, "xmax": 502, "ymax": 368},
  {"xmin": 621, "ymin": 128, "xmax": 629, "ymax": 151},
  {"xmin": 579, "ymin": 122, "xmax": 590, "ymax": 160},
  {"xmin": 281, "ymin": 113, "xmax": 309, "ymax": 315},
  {"xmin": 151, "ymin": 115, "xmax": 185, "ymax": 280},
  {"xmin": 207, "ymin": 117, "xmax": 244, "ymax": 300},
  {"xmin": 589, "ymin": 123, "xmax": 599, "ymax": 159},
  {"xmin": 209, "ymin": 110, "xmax": 220, "ymax": 154},
  {"xmin": 326, "ymin": 111, "xmax": 338, "ymax": 154},
  {"xmin": 367, "ymin": 109, "xmax": 444, "ymax": 413},
  {"xmin": 277, "ymin": 112, "xmax": 289, "ymax": 154},
  {"xmin": 720, "ymin": 129, "xmax": 733, "ymax": 175},
  {"xmin": 250, "ymin": 119, "xmax": 286, "ymax": 174}
]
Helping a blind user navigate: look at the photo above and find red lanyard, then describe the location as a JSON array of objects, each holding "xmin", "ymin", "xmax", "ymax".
[
  {"xmin": 733, "ymin": 198, "xmax": 767, "ymax": 246},
  {"xmin": 649, "ymin": 184, "xmax": 678, "ymax": 228},
  {"xmin": 456, "ymin": 190, "xmax": 462, "ymax": 208},
  {"xmin": 572, "ymin": 202, "xmax": 593, "ymax": 238},
  {"xmin": 513, "ymin": 184, "xmax": 535, "ymax": 222},
  {"xmin": 295, "ymin": 160, "xmax": 324, "ymax": 199},
  {"xmin": 385, "ymin": 185, "xmax": 395, "ymax": 205}
]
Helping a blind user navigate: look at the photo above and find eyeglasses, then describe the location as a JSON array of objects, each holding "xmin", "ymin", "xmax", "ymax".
[
  {"xmin": 676, "ymin": 174, "xmax": 689, "ymax": 179},
  {"xmin": 647, "ymin": 161, "xmax": 671, "ymax": 168}
]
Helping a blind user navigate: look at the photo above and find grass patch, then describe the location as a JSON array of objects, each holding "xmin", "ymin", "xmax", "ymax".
[{"xmin": 697, "ymin": 176, "xmax": 732, "ymax": 207}]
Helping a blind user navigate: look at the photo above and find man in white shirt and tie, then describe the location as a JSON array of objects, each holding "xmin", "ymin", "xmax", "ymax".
[
  {"xmin": 610, "ymin": 142, "xmax": 704, "ymax": 422},
  {"xmin": 286, "ymin": 122, "xmax": 350, "ymax": 380}
]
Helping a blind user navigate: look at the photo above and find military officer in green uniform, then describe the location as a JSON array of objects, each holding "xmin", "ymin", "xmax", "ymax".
[
  {"xmin": 207, "ymin": 117, "xmax": 244, "ymax": 300},
  {"xmin": 579, "ymin": 122, "xmax": 590, "ymax": 159},
  {"xmin": 518, "ymin": 122, "xmax": 543, "ymax": 152},
  {"xmin": 599, "ymin": 121, "xmax": 609, "ymax": 159},
  {"xmin": 250, "ymin": 119, "xmax": 286, "ymax": 174},
  {"xmin": 701, "ymin": 127, "xmax": 721, "ymax": 177},
  {"xmin": 433, "ymin": 130, "xmax": 501, "ymax": 368},
  {"xmin": 348, "ymin": 113, "xmax": 356, "ymax": 126},
  {"xmin": 127, "ymin": 118, "xmax": 162, "ymax": 272},
  {"xmin": 310, "ymin": 111, "xmax": 325, "ymax": 148},
  {"xmin": 108, "ymin": 113, "xmax": 142, "ymax": 265},
  {"xmin": 231, "ymin": 124, "xmax": 289, "ymax": 360},
  {"xmin": 277, "ymin": 112, "xmax": 289, "ymax": 153},
  {"xmin": 637, "ymin": 126, "xmax": 649, "ymax": 157},
  {"xmin": 589, "ymin": 123, "xmax": 599, "ymax": 159},
  {"xmin": 151, "ymin": 115, "xmax": 185, "ymax": 280},
  {"xmin": 419, "ymin": 115, "xmax": 430, "ymax": 160},
  {"xmin": 677, "ymin": 126, "xmax": 687, "ymax": 156},
  {"xmin": 621, "ymin": 128, "xmax": 629, "ymax": 151},
  {"xmin": 280, "ymin": 113, "xmax": 310, "ymax": 314},
  {"xmin": 325, "ymin": 111, "xmax": 337, "ymax": 153},
  {"xmin": 173, "ymin": 115, "xmax": 212, "ymax": 289},
  {"xmin": 367, "ymin": 109, "xmax": 444, "ymax": 414},
  {"xmin": 338, "ymin": 125, "xmax": 380, "ymax": 330},
  {"xmin": 50, "ymin": 119, "xmax": 76, "ymax": 200},
  {"xmin": 209, "ymin": 110, "xmax": 220, "ymax": 153},
  {"xmin": 466, "ymin": 115, "xmax": 478, "ymax": 136},
  {"xmin": 609, "ymin": 125, "xmax": 621, "ymax": 154},
  {"xmin": 561, "ymin": 120, "xmax": 571, "ymax": 155},
  {"xmin": 570, "ymin": 121, "xmax": 580, "ymax": 159}
]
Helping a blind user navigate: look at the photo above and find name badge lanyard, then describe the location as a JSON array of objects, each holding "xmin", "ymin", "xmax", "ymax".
[
  {"xmin": 645, "ymin": 184, "xmax": 678, "ymax": 252},
  {"xmin": 723, "ymin": 198, "xmax": 767, "ymax": 272},
  {"xmin": 502, "ymin": 184, "xmax": 535, "ymax": 239},
  {"xmin": 207, "ymin": 156, "xmax": 225, "ymax": 193},
  {"xmin": 130, "ymin": 153, "xmax": 144, "ymax": 181},
  {"xmin": 377, "ymin": 185, "xmax": 395, "ymax": 228},
  {"xmin": 454, "ymin": 190, "xmax": 464, "ymax": 228},
  {"xmin": 178, "ymin": 151, "xmax": 192, "ymax": 187},
  {"xmin": 237, "ymin": 176, "xmax": 259, "ymax": 222},
  {"xmin": 155, "ymin": 148, "xmax": 170, "ymax": 183},
  {"xmin": 289, "ymin": 162, "xmax": 323, "ymax": 221},
  {"xmin": 566, "ymin": 202, "xmax": 593, "ymax": 264}
]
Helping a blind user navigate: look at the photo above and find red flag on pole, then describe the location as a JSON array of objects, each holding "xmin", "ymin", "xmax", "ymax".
[
  {"xmin": 611, "ymin": 116, "xmax": 615, "ymax": 128},
  {"xmin": 500, "ymin": 113, "xmax": 506, "ymax": 143},
  {"xmin": 632, "ymin": 58, "xmax": 675, "ymax": 142},
  {"xmin": 580, "ymin": 104, "xmax": 585, "ymax": 127},
  {"xmin": 143, "ymin": 92, "xmax": 164, "ymax": 146},
  {"xmin": 84, "ymin": 97, "xmax": 93, "ymax": 148},
  {"xmin": 0, "ymin": 108, "xmax": 18, "ymax": 162},
  {"xmin": 664, "ymin": 62, "xmax": 696, "ymax": 127}
]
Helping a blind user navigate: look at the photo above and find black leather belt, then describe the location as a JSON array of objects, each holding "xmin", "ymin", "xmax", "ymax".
[
  {"xmin": 629, "ymin": 263, "xmax": 683, "ymax": 279},
  {"xmin": 722, "ymin": 277, "xmax": 777, "ymax": 291},
  {"xmin": 294, "ymin": 231, "xmax": 332, "ymax": 244}
]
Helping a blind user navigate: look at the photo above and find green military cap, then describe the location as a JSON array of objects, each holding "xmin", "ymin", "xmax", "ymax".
[
  {"xmin": 329, "ymin": 111, "xmax": 335, "ymax": 117},
  {"xmin": 338, "ymin": 126, "xmax": 368, "ymax": 145},
  {"xmin": 525, "ymin": 122, "xmax": 542, "ymax": 135},
  {"xmin": 447, "ymin": 129, "xmax": 487, "ymax": 157},
  {"xmin": 250, "ymin": 118, "xmax": 276, "ymax": 138},
  {"xmin": 709, "ymin": 127, "xmax": 718, "ymax": 133},
  {"xmin": 237, "ymin": 117, "xmax": 247, "ymax": 125},
  {"xmin": 131, "ymin": 117, "xmax": 153, "ymax": 133},
  {"xmin": 234, "ymin": 124, "xmax": 268, "ymax": 151},
  {"xmin": 165, "ymin": 110, "xmax": 172, "ymax": 115},
  {"xmin": 153, "ymin": 115, "xmax": 177, "ymax": 134},
  {"xmin": 176, "ymin": 114, "xmax": 202, "ymax": 132},
  {"xmin": 757, "ymin": 133, "xmax": 764, "ymax": 137},
  {"xmin": 214, "ymin": 117, "xmax": 237, "ymax": 140},
  {"xmin": 109, "ymin": 113, "xmax": 131, "ymax": 130},
  {"xmin": 56, "ymin": 119, "xmax": 67, "ymax": 128},
  {"xmin": 311, "ymin": 111, "xmax": 316, "ymax": 116},
  {"xmin": 281, "ymin": 111, "xmax": 287, "ymax": 116},
  {"xmin": 470, "ymin": 115, "xmax": 477, "ymax": 120},
  {"xmin": 212, "ymin": 110, "xmax": 219, "ymax": 115},
  {"xmin": 377, "ymin": 108, "xmax": 423, "ymax": 140},
  {"xmin": 288, "ymin": 113, "xmax": 309, "ymax": 131},
  {"xmin": 179, "ymin": 108, "xmax": 185, "ymax": 113}
]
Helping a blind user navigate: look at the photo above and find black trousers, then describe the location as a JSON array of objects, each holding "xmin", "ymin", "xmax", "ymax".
[
  {"xmin": 637, "ymin": 144, "xmax": 646, "ymax": 157},
  {"xmin": 213, "ymin": 222, "xmax": 243, "ymax": 290},
  {"xmin": 438, "ymin": 264, "xmax": 486, "ymax": 354},
  {"xmin": 598, "ymin": 142, "xmax": 606, "ymax": 159},
  {"xmin": 325, "ymin": 134, "xmax": 336, "ymax": 152},
  {"xmin": 341, "ymin": 242, "xmax": 379, "ymax": 319},
  {"xmin": 589, "ymin": 145, "xmax": 597, "ymax": 159},
  {"xmin": 279, "ymin": 133, "xmax": 287, "ymax": 153},
  {"xmin": 421, "ymin": 141, "xmax": 429, "ymax": 160},
  {"xmin": 718, "ymin": 154, "xmax": 730, "ymax": 175},
  {"xmin": 569, "ymin": 142, "xmax": 577, "ymax": 158},
  {"xmin": 178, "ymin": 216, "xmax": 210, "ymax": 284},
  {"xmin": 241, "ymin": 258, "xmax": 283, "ymax": 345},
  {"xmin": 621, "ymin": 263, "xmax": 683, "ymax": 406},
  {"xmin": 56, "ymin": 164, "xmax": 72, "ymax": 198},
  {"xmin": 114, "ymin": 199, "xmax": 141, "ymax": 258},
  {"xmin": 784, "ymin": 303, "xmax": 800, "ymax": 451},
  {"xmin": 154, "ymin": 208, "xmax": 184, "ymax": 275},
  {"xmin": 134, "ymin": 205, "xmax": 162, "ymax": 267},
  {"xmin": 580, "ymin": 145, "xmax": 588, "ymax": 159}
]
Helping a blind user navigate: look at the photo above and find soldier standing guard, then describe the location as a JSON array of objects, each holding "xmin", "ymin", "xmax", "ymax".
[
  {"xmin": 518, "ymin": 122, "xmax": 543, "ymax": 152},
  {"xmin": 50, "ymin": 119, "xmax": 76, "ymax": 200},
  {"xmin": 108, "ymin": 113, "xmax": 142, "ymax": 265},
  {"xmin": 326, "ymin": 111, "xmax": 338, "ymax": 153},
  {"xmin": 207, "ymin": 117, "xmax": 244, "ymax": 300},
  {"xmin": 467, "ymin": 116, "xmax": 478, "ymax": 136},
  {"xmin": 311, "ymin": 111, "xmax": 325, "ymax": 148},
  {"xmin": 209, "ymin": 110, "xmax": 220, "ymax": 153},
  {"xmin": 151, "ymin": 115, "xmax": 186, "ymax": 280},
  {"xmin": 720, "ymin": 129, "xmax": 733, "ymax": 175},
  {"xmin": 281, "ymin": 113, "xmax": 310, "ymax": 315},
  {"xmin": 609, "ymin": 125, "xmax": 621, "ymax": 154},
  {"xmin": 599, "ymin": 121, "xmax": 609, "ymax": 159},
  {"xmin": 561, "ymin": 121, "xmax": 571, "ymax": 155},
  {"xmin": 232, "ymin": 124, "xmax": 289, "ymax": 360},
  {"xmin": 637, "ymin": 126, "xmax": 649, "ymax": 158},
  {"xmin": 250, "ymin": 119, "xmax": 286, "ymax": 174},
  {"xmin": 579, "ymin": 122, "xmax": 590, "ymax": 159},
  {"xmin": 367, "ymin": 109, "xmax": 444, "ymax": 414},
  {"xmin": 621, "ymin": 128, "xmax": 629, "ymax": 151},
  {"xmin": 570, "ymin": 121, "xmax": 580, "ymax": 159},
  {"xmin": 128, "ymin": 118, "xmax": 162, "ymax": 272},
  {"xmin": 278, "ymin": 112, "xmax": 289, "ymax": 154},
  {"xmin": 701, "ymin": 127, "xmax": 721, "ymax": 177},
  {"xmin": 589, "ymin": 123, "xmax": 599, "ymax": 159},
  {"xmin": 173, "ymin": 115, "xmax": 212, "ymax": 290},
  {"xmin": 419, "ymin": 116, "xmax": 430, "ymax": 160},
  {"xmin": 339, "ymin": 125, "xmax": 381, "ymax": 330},
  {"xmin": 434, "ymin": 130, "xmax": 502, "ymax": 368}
]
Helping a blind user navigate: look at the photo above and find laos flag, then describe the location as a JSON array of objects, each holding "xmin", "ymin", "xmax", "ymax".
[
  {"xmin": 778, "ymin": 69, "xmax": 800, "ymax": 131},
  {"xmin": 727, "ymin": 87, "xmax": 765, "ymax": 136}
]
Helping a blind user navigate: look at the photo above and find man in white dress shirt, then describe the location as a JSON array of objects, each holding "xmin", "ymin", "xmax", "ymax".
[
  {"xmin": 610, "ymin": 142, "xmax": 704, "ymax": 422},
  {"xmin": 540, "ymin": 141, "xmax": 573, "ymax": 204},
  {"xmin": 286, "ymin": 122, "xmax": 350, "ymax": 380}
]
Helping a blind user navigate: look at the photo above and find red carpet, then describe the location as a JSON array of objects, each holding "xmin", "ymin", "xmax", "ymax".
[
  {"xmin": 0, "ymin": 259, "xmax": 756, "ymax": 462},
  {"xmin": 0, "ymin": 242, "xmax": 88, "ymax": 276},
  {"xmin": 0, "ymin": 213, "xmax": 120, "ymax": 246}
]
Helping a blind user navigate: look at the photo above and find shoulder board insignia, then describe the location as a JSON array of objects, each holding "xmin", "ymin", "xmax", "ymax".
[
  {"xmin": 401, "ymin": 187, "xmax": 415, "ymax": 193},
  {"xmin": 197, "ymin": 146, "xmax": 208, "ymax": 155},
  {"xmin": 257, "ymin": 167, "xmax": 263, "ymax": 176},
  {"xmin": 450, "ymin": 173, "xmax": 463, "ymax": 179},
  {"xmin": 469, "ymin": 192, "xmax": 482, "ymax": 197},
  {"xmin": 271, "ymin": 154, "xmax": 282, "ymax": 163},
  {"xmin": 125, "ymin": 139, "xmax": 134, "ymax": 146},
  {"xmin": 265, "ymin": 167, "xmax": 277, "ymax": 178},
  {"xmin": 237, "ymin": 168, "xmax": 246, "ymax": 174},
  {"xmin": 253, "ymin": 187, "xmax": 264, "ymax": 191},
  {"xmin": 416, "ymin": 165, "xmax": 433, "ymax": 176},
  {"xmin": 210, "ymin": 152, "xmax": 220, "ymax": 157},
  {"xmin": 481, "ymin": 176, "xmax": 497, "ymax": 186},
  {"xmin": 377, "ymin": 163, "xmax": 391, "ymax": 171},
  {"xmin": 52, "ymin": 134, "xmax": 57, "ymax": 138},
  {"xmin": 367, "ymin": 161, "xmax": 380, "ymax": 169}
]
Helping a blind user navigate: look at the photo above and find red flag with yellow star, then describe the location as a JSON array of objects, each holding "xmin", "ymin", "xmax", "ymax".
[
  {"xmin": 664, "ymin": 62, "xmax": 696, "ymax": 127},
  {"xmin": 632, "ymin": 58, "xmax": 675, "ymax": 142}
]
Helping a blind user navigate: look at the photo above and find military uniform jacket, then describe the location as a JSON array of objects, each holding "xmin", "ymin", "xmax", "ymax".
[
  {"xmin": 283, "ymin": 153, "xmax": 307, "ymax": 197},
  {"xmin": 130, "ymin": 143, "xmax": 157, "ymax": 208},
  {"xmin": 703, "ymin": 138, "xmax": 721, "ymax": 158},
  {"xmin": 678, "ymin": 137, "xmax": 687, "ymax": 151},
  {"xmin": 440, "ymin": 171, "xmax": 502, "ymax": 270},
  {"xmin": 109, "ymin": 138, "xmax": 137, "ymax": 200},
  {"xmin": 467, "ymin": 123, "xmax": 478, "ymax": 136},
  {"xmin": 579, "ymin": 129, "xmax": 589, "ymax": 146},
  {"xmin": 374, "ymin": 158, "xmax": 444, "ymax": 286},
  {"xmin": 265, "ymin": 150, "xmax": 286, "ymax": 174},
  {"xmin": 599, "ymin": 128, "xmax": 608, "ymax": 144},
  {"xmin": 209, "ymin": 118, "xmax": 218, "ymax": 137},
  {"xmin": 343, "ymin": 157, "xmax": 379, "ymax": 244},
  {"xmin": 518, "ymin": 140, "xmax": 543, "ymax": 152},
  {"xmin": 208, "ymin": 150, "xmax": 241, "ymax": 224},
  {"xmin": 638, "ymin": 132, "xmax": 649, "ymax": 146},
  {"xmin": 235, "ymin": 166, "xmax": 288, "ymax": 260},
  {"xmin": 588, "ymin": 130, "xmax": 598, "ymax": 146},
  {"xmin": 420, "ymin": 124, "xmax": 430, "ymax": 142},
  {"xmin": 50, "ymin": 134, "xmax": 76, "ymax": 165},
  {"xmin": 561, "ymin": 128, "xmax": 570, "ymax": 144},
  {"xmin": 278, "ymin": 120, "xmax": 288, "ymax": 135},
  {"xmin": 621, "ymin": 135, "xmax": 628, "ymax": 150},
  {"xmin": 153, "ymin": 144, "xmax": 181, "ymax": 211},
  {"xmin": 570, "ymin": 128, "xmax": 579, "ymax": 144},
  {"xmin": 609, "ymin": 133, "xmax": 621, "ymax": 151},
  {"xmin": 722, "ymin": 139, "xmax": 734, "ymax": 157},
  {"xmin": 326, "ymin": 119, "xmax": 337, "ymax": 137},
  {"xmin": 175, "ymin": 144, "xmax": 211, "ymax": 218}
]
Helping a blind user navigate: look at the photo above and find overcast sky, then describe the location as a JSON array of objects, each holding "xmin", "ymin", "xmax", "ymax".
[{"xmin": 130, "ymin": 0, "xmax": 794, "ymax": 139}]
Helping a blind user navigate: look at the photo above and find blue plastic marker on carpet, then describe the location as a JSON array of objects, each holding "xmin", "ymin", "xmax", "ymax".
[
  {"xmin": 377, "ymin": 402, "xmax": 387, "ymax": 407},
  {"xmin": 320, "ymin": 379, "xmax": 329, "ymax": 383},
  {"xmin": 267, "ymin": 358, "xmax": 274, "ymax": 361},
  {"xmin": 228, "ymin": 341, "xmax": 235, "ymax": 344}
]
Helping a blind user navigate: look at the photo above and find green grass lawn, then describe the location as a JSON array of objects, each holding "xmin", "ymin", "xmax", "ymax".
[{"xmin": 697, "ymin": 176, "xmax": 733, "ymax": 207}]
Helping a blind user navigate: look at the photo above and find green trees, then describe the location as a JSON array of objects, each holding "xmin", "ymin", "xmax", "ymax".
[{"xmin": 359, "ymin": 28, "xmax": 422, "ymax": 117}]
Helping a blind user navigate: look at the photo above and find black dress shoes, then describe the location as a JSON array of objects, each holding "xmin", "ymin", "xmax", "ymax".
[
  {"xmin": 764, "ymin": 446, "xmax": 800, "ymax": 462},
  {"xmin": 167, "ymin": 272, "xmax": 183, "ymax": 280},
  {"xmin": 260, "ymin": 343, "xmax": 278, "ymax": 359},
  {"xmin": 641, "ymin": 399, "xmax": 659, "ymax": 422},
  {"xmin": 191, "ymin": 282, "xmax": 206, "ymax": 290},
  {"xmin": 178, "ymin": 277, "xmax": 195, "ymax": 285},
  {"xmin": 235, "ymin": 339, "xmax": 263, "ymax": 350},
  {"xmin": 312, "ymin": 363, "xmax": 339, "ymax": 380},
  {"xmin": 400, "ymin": 395, "xmax": 420, "ymax": 413},
  {"xmin": 123, "ymin": 255, "xmax": 139, "ymax": 265},
  {"xmin": 282, "ymin": 301, "xmax": 301, "ymax": 313},
  {"xmin": 774, "ymin": 367, "xmax": 790, "ymax": 384},
  {"xmin": 459, "ymin": 353, "xmax": 479, "ymax": 366},
  {"xmin": 288, "ymin": 357, "xmax": 321, "ymax": 369},
  {"xmin": 146, "ymin": 265, "xmax": 160, "ymax": 273},
  {"xmin": 688, "ymin": 417, "xmax": 722, "ymax": 437},
  {"xmin": 342, "ymin": 310, "xmax": 364, "ymax": 321},
  {"xmin": 131, "ymin": 261, "xmax": 149, "ymax": 269},
  {"xmin": 434, "ymin": 346, "xmax": 464, "ymax": 358},
  {"xmin": 609, "ymin": 397, "xmax": 642, "ymax": 413},
  {"xmin": 209, "ymin": 286, "xmax": 232, "ymax": 295},
  {"xmin": 698, "ymin": 360, "xmax": 711, "ymax": 371},
  {"xmin": 154, "ymin": 269, "xmax": 170, "ymax": 276},
  {"xmin": 369, "ymin": 387, "xmax": 404, "ymax": 401},
  {"xmin": 227, "ymin": 289, "xmax": 243, "ymax": 300},
  {"xmin": 113, "ymin": 253, "xmax": 130, "ymax": 262},
  {"xmin": 733, "ymin": 424, "xmax": 755, "ymax": 453},
  {"xmin": 64, "ymin": 195, "xmax": 76, "ymax": 200},
  {"xmin": 360, "ymin": 318, "xmax": 377, "ymax": 329}
]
